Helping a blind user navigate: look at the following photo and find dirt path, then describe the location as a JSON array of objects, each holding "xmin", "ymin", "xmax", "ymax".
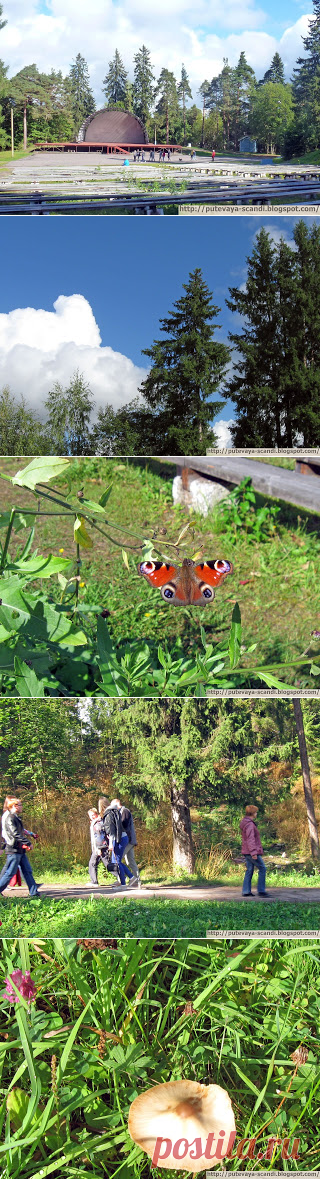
[{"xmin": 4, "ymin": 882, "xmax": 320, "ymax": 903}]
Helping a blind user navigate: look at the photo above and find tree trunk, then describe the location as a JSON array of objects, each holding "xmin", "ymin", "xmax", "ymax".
[
  {"xmin": 293, "ymin": 698, "xmax": 320, "ymax": 859},
  {"xmin": 170, "ymin": 777, "xmax": 195, "ymax": 871},
  {"xmin": 23, "ymin": 102, "xmax": 27, "ymax": 150},
  {"xmin": 166, "ymin": 105, "xmax": 169, "ymax": 143}
]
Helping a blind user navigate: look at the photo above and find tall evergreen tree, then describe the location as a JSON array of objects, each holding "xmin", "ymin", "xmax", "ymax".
[
  {"xmin": 9, "ymin": 64, "xmax": 52, "ymax": 148},
  {"xmin": 198, "ymin": 79, "xmax": 210, "ymax": 146},
  {"xmin": 67, "ymin": 54, "xmax": 95, "ymax": 136},
  {"xmin": 233, "ymin": 52, "xmax": 255, "ymax": 144},
  {"xmin": 225, "ymin": 223, "xmax": 320, "ymax": 445},
  {"xmin": 155, "ymin": 68, "xmax": 178, "ymax": 141},
  {"xmin": 103, "ymin": 49, "xmax": 128, "ymax": 108},
  {"xmin": 139, "ymin": 268, "xmax": 229, "ymax": 453},
  {"xmin": 132, "ymin": 45, "xmax": 155, "ymax": 127},
  {"xmin": 0, "ymin": 3, "xmax": 7, "ymax": 31},
  {"xmin": 290, "ymin": 0, "xmax": 320, "ymax": 151},
  {"xmin": 260, "ymin": 52, "xmax": 285, "ymax": 85},
  {"xmin": 177, "ymin": 64, "xmax": 192, "ymax": 144}
]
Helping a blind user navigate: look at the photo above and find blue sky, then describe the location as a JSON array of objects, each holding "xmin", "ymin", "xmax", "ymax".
[
  {"xmin": 0, "ymin": 215, "xmax": 310, "ymax": 429},
  {"xmin": 1, "ymin": 0, "xmax": 313, "ymax": 101}
]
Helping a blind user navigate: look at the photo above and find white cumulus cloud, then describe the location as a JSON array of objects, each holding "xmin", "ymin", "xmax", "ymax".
[
  {"xmin": 0, "ymin": 294, "xmax": 147, "ymax": 415},
  {"xmin": 0, "ymin": 0, "xmax": 312, "ymax": 99},
  {"xmin": 214, "ymin": 418, "xmax": 234, "ymax": 446}
]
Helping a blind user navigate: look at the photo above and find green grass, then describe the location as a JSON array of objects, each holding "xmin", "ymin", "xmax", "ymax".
[
  {"xmin": 0, "ymin": 147, "xmax": 32, "ymax": 170},
  {"xmin": 1, "ymin": 936, "xmax": 320, "ymax": 1177},
  {"xmin": 1, "ymin": 455, "xmax": 320, "ymax": 691},
  {"xmin": 0, "ymin": 895, "xmax": 320, "ymax": 937}
]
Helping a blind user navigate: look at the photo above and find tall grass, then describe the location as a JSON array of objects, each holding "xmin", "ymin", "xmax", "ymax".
[{"xmin": 0, "ymin": 937, "xmax": 319, "ymax": 1177}]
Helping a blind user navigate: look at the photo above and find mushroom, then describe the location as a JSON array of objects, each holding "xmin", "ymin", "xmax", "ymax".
[{"xmin": 128, "ymin": 1079, "xmax": 236, "ymax": 1172}]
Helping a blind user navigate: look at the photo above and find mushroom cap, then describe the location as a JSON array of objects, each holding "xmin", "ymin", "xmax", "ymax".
[{"xmin": 128, "ymin": 1079, "xmax": 236, "ymax": 1172}]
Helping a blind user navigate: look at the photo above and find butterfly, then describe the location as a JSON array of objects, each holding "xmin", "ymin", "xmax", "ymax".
[{"xmin": 137, "ymin": 557, "xmax": 233, "ymax": 606}]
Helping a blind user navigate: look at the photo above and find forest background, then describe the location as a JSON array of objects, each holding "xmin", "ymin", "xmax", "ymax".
[
  {"xmin": 1, "ymin": 0, "xmax": 320, "ymax": 157},
  {"xmin": 1, "ymin": 697, "xmax": 320, "ymax": 887}
]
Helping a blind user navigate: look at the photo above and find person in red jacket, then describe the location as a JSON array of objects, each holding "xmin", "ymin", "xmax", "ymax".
[
  {"xmin": 211, "ymin": 149, "xmax": 216, "ymax": 161},
  {"xmin": 239, "ymin": 804, "xmax": 269, "ymax": 897}
]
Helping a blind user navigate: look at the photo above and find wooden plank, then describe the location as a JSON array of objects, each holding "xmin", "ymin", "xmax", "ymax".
[{"xmin": 159, "ymin": 456, "xmax": 320, "ymax": 514}]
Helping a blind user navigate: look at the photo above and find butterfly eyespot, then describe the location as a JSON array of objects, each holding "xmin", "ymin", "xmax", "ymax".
[
  {"xmin": 214, "ymin": 560, "xmax": 232, "ymax": 572},
  {"xmin": 162, "ymin": 586, "xmax": 175, "ymax": 599},
  {"xmin": 202, "ymin": 584, "xmax": 214, "ymax": 599},
  {"xmin": 140, "ymin": 560, "xmax": 155, "ymax": 573}
]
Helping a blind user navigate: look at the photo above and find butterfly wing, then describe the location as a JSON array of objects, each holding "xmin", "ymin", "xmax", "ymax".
[
  {"xmin": 138, "ymin": 560, "xmax": 180, "ymax": 603},
  {"xmin": 191, "ymin": 559, "xmax": 233, "ymax": 604}
]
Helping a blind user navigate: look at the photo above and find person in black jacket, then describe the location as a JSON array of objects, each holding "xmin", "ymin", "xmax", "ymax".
[
  {"xmin": 98, "ymin": 796, "xmax": 135, "ymax": 886},
  {"xmin": 0, "ymin": 797, "xmax": 39, "ymax": 899}
]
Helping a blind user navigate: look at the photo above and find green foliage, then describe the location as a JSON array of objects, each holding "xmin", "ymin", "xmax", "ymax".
[
  {"xmin": 139, "ymin": 267, "xmax": 229, "ymax": 453},
  {"xmin": 216, "ymin": 477, "xmax": 280, "ymax": 542},
  {"xmin": 67, "ymin": 54, "xmax": 95, "ymax": 136},
  {"xmin": 103, "ymin": 49, "xmax": 129, "ymax": 108},
  {"xmin": 226, "ymin": 222, "xmax": 320, "ymax": 446},
  {"xmin": 132, "ymin": 45, "xmax": 155, "ymax": 127},
  {"xmin": 0, "ymin": 936, "xmax": 320, "ymax": 1178},
  {"xmin": 250, "ymin": 81, "xmax": 293, "ymax": 153},
  {"xmin": 45, "ymin": 370, "xmax": 94, "ymax": 455}
]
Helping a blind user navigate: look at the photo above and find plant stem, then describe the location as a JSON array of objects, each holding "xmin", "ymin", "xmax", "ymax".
[{"xmin": 0, "ymin": 509, "xmax": 16, "ymax": 572}]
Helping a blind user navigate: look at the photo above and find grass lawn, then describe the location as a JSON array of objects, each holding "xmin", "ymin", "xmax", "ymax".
[
  {"xmin": 0, "ymin": 894, "xmax": 319, "ymax": 936},
  {"xmin": 0, "ymin": 148, "xmax": 32, "ymax": 170},
  {"xmin": 1, "ymin": 455, "xmax": 319, "ymax": 692},
  {"xmin": 2, "ymin": 936, "xmax": 320, "ymax": 1176}
]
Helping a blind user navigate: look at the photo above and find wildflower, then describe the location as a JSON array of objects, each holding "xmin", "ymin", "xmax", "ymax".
[
  {"xmin": 3, "ymin": 970, "xmax": 37, "ymax": 1005},
  {"xmin": 58, "ymin": 548, "xmax": 64, "ymax": 554},
  {"xmin": 79, "ymin": 581, "xmax": 85, "ymax": 588}
]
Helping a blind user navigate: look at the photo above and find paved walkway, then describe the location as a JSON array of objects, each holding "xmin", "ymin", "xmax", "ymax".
[{"xmin": 4, "ymin": 882, "xmax": 320, "ymax": 902}]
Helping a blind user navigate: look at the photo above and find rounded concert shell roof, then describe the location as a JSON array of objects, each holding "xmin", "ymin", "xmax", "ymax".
[{"xmin": 80, "ymin": 109, "xmax": 147, "ymax": 144}]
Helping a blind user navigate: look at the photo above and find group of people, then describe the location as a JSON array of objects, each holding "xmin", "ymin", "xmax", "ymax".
[
  {"xmin": 0, "ymin": 793, "xmax": 268, "ymax": 902},
  {"xmin": 88, "ymin": 796, "xmax": 141, "ymax": 889}
]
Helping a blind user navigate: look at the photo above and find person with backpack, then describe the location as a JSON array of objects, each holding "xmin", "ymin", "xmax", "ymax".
[
  {"xmin": 113, "ymin": 797, "xmax": 140, "ymax": 887},
  {"xmin": 0, "ymin": 797, "xmax": 39, "ymax": 900},
  {"xmin": 87, "ymin": 808, "xmax": 110, "ymax": 887},
  {"xmin": 98, "ymin": 797, "xmax": 135, "ymax": 887}
]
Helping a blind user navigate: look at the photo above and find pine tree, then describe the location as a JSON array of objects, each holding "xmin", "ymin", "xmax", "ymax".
[
  {"xmin": 178, "ymin": 64, "xmax": 192, "ymax": 143},
  {"xmin": 154, "ymin": 68, "xmax": 178, "ymax": 141},
  {"xmin": 67, "ymin": 54, "xmax": 95, "ymax": 136},
  {"xmin": 0, "ymin": 4, "xmax": 7, "ymax": 31},
  {"xmin": 103, "ymin": 49, "xmax": 128, "ymax": 109},
  {"xmin": 260, "ymin": 53, "xmax": 285, "ymax": 85},
  {"xmin": 139, "ymin": 268, "xmax": 229, "ymax": 454},
  {"xmin": 9, "ymin": 65, "xmax": 53, "ymax": 148},
  {"xmin": 132, "ymin": 45, "xmax": 155, "ymax": 127}
]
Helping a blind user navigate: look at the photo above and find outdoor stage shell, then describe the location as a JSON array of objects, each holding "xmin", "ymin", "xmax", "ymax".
[{"xmin": 79, "ymin": 109, "xmax": 148, "ymax": 144}]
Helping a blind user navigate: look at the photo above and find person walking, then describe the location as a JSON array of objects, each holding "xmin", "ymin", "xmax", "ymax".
[
  {"xmin": 87, "ymin": 808, "xmax": 110, "ymax": 886},
  {"xmin": 98, "ymin": 797, "xmax": 134, "ymax": 887},
  {"xmin": 0, "ymin": 797, "xmax": 39, "ymax": 900},
  {"xmin": 113, "ymin": 798, "xmax": 141, "ymax": 887},
  {"xmin": 211, "ymin": 149, "xmax": 216, "ymax": 162},
  {"xmin": 239, "ymin": 805, "xmax": 270, "ymax": 897}
]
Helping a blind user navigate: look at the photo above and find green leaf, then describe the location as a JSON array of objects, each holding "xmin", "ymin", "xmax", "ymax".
[
  {"xmin": 9, "ymin": 555, "xmax": 73, "ymax": 578},
  {"xmin": 13, "ymin": 657, "xmax": 45, "ymax": 697},
  {"xmin": 97, "ymin": 615, "xmax": 115, "ymax": 664},
  {"xmin": 11, "ymin": 457, "xmax": 70, "ymax": 490},
  {"xmin": 229, "ymin": 601, "xmax": 242, "ymax": 668},
  {"xmin": 99, "ymin": 485, "xmax": 113, "ymax": 508},
  {"xmin": 79, "ymin": 498, "xmax": 107, "ymax": 514}
]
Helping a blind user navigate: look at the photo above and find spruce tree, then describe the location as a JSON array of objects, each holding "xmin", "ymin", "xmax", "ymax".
[
  {"xmin": 226, "ymin": 229, "xmax": 283, "ymax": 445},
  {"xmin": 177, "ymin": 64, "xmax": 192, "ymax": 143},
  {"xmin": 155, "ymin": 68, "xmax": 178, "ymax": 141},
  {"xmin": 132, "ymin": 45, "xmax": 155, "ymax": 127},
  {"xmin": 234, "ymin": 52, "xmax": 256, "ymax": 144},
  {"xmin": 68, "ymin": 54, "xmax": 95, "ymax": 136},
  {"xmin": 139, "ymin": 268, "xmax": 229, "ymax": 454},
  {"xmin": 103, "ymin": 50, "xmax": 128, "ymax": 108},
  {"xmin": 260, "ymin": 53, "xmax": 285, "ymax": 85},
  {"xmin": 291, "ymin": 0, "xmax": 320, "ymax": 151}
]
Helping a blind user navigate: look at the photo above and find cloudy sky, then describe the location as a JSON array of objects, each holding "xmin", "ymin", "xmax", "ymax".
[
  {"xmin": 1, "ymin": 0, "xmax": 313, "ymax": 101},
  {"xmin": 0, "ymin": 216, "xmax": 308, "ymax": 445}
]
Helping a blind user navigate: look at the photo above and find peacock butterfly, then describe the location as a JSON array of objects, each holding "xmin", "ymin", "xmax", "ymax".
[{"xmin": 137, "ymin": 557, "xmax": 233, "ymax": 606}]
